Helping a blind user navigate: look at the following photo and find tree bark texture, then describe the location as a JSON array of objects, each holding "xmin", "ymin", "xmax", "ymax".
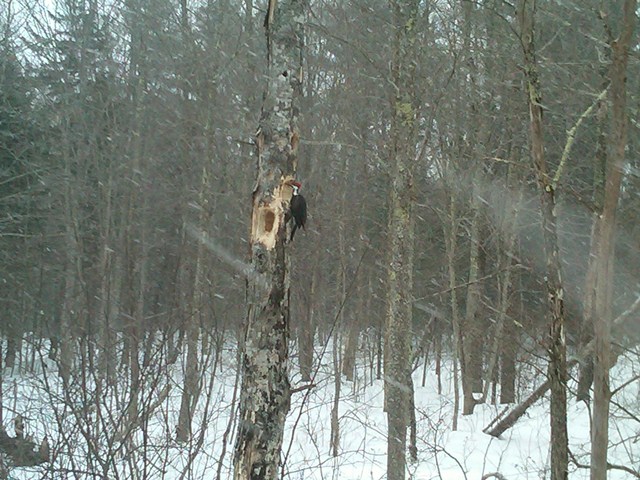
[
  {"xmin": 385, "ymin": 1, "xmax": 419, "ymax": 478},
  {"xmin": 518, "ymin": 2, "xmax": 568, "ymax": 479},
  {"xmin": 232, "ymin": 1, "xmax": 305, "ymax": 479},
  {"xmin": 590, "ymin": 2, "xmax": 636, "ymax": 478}
]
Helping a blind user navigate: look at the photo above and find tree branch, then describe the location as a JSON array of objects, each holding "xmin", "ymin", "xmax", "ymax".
[
  {"xmin": 552, "ymin": 86, "xmax": 609, "ymax": 189},
  {"xmin": 569, "ymin": 448, "xmax": 640, "ymax": 478}
]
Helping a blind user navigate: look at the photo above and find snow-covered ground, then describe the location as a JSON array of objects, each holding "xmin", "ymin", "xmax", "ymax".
[{"xmin": 3, "ymin": 339, "xmax": 639, "ymax": 479}]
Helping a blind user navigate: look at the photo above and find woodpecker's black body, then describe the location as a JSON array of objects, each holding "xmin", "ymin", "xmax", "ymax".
[{"xmin": 289, "ymin": 182, "xmax": 307, "ymax": 242}]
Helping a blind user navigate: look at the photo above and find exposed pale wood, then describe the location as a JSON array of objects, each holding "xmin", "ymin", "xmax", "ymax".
[{"xmin": 232, "ymin": 1, "xmax": 305, "ymax": 478}]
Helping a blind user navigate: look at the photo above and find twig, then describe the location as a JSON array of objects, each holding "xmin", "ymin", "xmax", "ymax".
[
  {"xmin": 611, "ymin": 373, "xmax": 640, "ymax": 397},
  {"xmin": 610, "ymin": 398, "xmax": 640, "ymax": 424},
  {"xmin": 289, "ymin": 383, "xmax": 316, "ymax": 395},
  {"xmin": 569, "ymin": 447, "xmax": 640, "ymax": 478},
  {"xmin": 280, "ymin": 246, "xmax": 369, "ymax": 477},
  {"xmin": 432, "ymin": 264, "xmax": 525, "ymax": 296}
]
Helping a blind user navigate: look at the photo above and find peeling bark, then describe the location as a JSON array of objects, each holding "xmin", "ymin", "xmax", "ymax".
[{"xmin": 232, "ymin": 1, "xmax": 306, "ymax": 479}]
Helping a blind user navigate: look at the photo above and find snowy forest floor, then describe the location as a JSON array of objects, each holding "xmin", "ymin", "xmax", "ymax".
[{"xmin": 2, "ymin": 339, "xmax": 639, "ymax": 479}]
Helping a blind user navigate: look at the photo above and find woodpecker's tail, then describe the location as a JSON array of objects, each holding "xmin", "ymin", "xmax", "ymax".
[{"xmin": 290, "ymin": 224, "xmax": 298, "ymax": 242}]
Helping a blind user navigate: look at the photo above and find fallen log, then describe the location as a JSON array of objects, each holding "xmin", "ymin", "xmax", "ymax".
[
  {"xmin": 484, "ymin": 296, "xmax": 640, "ymax": 438},
  {"xmin": 484, "ymin": 361, "xmax": 576, "ymax": 438}
]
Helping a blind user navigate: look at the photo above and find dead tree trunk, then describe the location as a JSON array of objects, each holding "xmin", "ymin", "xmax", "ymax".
[{"xmin": 232, "ymin": 0, "xmax": 305, "ymax": 478}]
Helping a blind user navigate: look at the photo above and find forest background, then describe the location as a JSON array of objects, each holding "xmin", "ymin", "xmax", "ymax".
[{"xmin": 0, "ymin": 0, "xmax": 639, "ymax": 478}]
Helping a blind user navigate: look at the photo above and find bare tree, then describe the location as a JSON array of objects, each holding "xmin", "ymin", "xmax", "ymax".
[
  {"xmin": 385, "ymin": 0, "xmax": 420, "ymax": 478},
  {"xmin": 589, "ymin": 2, "xmax": 637, "ymax": 478},
  {"xmin": 232, "ymin": 0, "xmax": 306, "ymax": 478}
]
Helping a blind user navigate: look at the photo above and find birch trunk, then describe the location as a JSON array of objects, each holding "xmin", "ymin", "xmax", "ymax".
[
  {"xmin": 232, "ymin": 1, "xmax": 305, "ymax": 478},
  {"xmin": 330, "ymin": 331, "xmax": 341, "ymax": 457},
  {"xmin": 577, "ymin": 97, "xmax": 606, "ymax": 401}
]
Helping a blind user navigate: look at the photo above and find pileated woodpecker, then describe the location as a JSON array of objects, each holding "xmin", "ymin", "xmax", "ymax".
[{"xmin": 288, "ymin": 181, "xmax": 307, "ymax": 242}]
